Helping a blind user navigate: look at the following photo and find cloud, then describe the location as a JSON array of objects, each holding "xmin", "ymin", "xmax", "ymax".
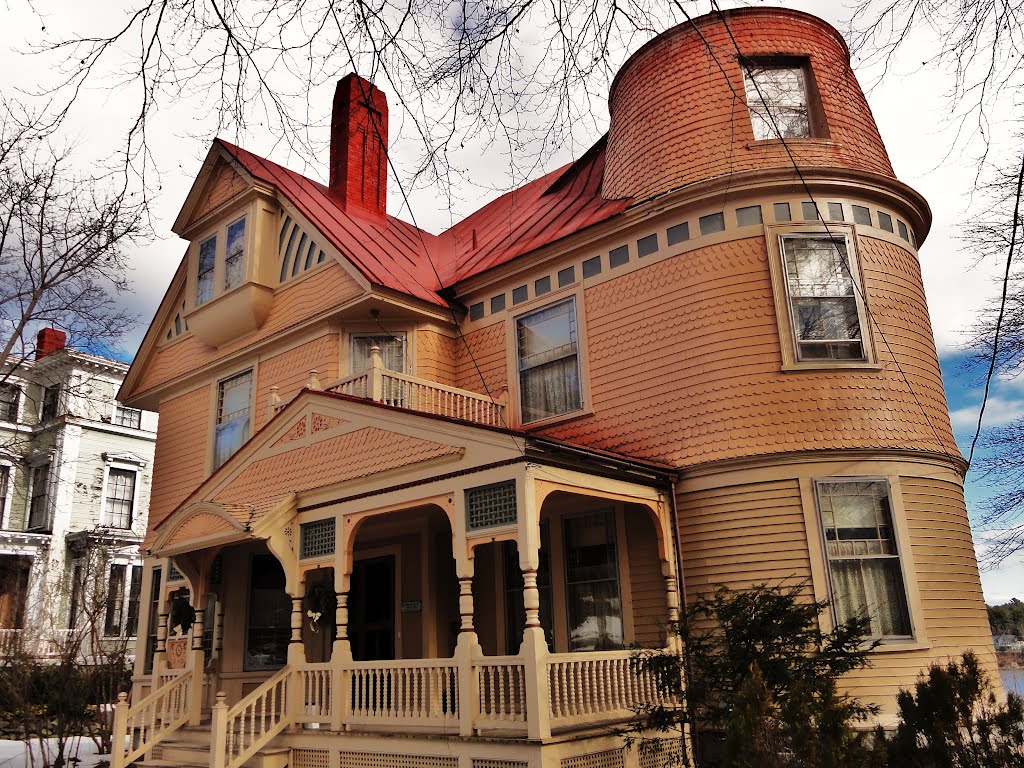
[{"xmin": 950, "ymin": 395, "xmax": 1024, "ymax": 432}]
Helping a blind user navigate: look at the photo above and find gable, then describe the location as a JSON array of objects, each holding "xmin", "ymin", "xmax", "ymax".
[{"xmin": 193, "ymin": 158, "xmax": 250, "ymax": 223}]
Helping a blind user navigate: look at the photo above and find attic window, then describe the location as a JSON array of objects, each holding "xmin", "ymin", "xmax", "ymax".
[
  {"xmin": 279, "ymin": 217, "xmax": 327, "ymax": 282},
  {"xmin": 224, "ymin": 217, "xmax": 246, "ymax": 289},
  {"xmin": 197, "ymin": 235, "xmax": 216, "ymax": 305},
  {"xmin": 742, "ymin": 58, "xmax": 826, "ymax": 141}
]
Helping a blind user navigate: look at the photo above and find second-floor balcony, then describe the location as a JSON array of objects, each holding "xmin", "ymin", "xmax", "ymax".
[{"xmin": 316, "ymin": 345, "xmax": 507, "ymax": 428}]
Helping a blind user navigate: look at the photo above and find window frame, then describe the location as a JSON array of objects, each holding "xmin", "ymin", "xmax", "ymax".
[
  {"xmin": 223, "ymin": 216, "xmax": 247, "ymax": 290},
  {"xmin": 40, "ymin": 385, "xmax": 61, "ymax": 422},
  {"xmin": 213, "ymin": 368, "xmax": 254, "ymax": 470},
  {"xmin": 192, "ymin": 213, "xmax": 251, "ymax": 309},
  {"xmin": 196, "ymin": 233, "xmax": 217, "ymax": 305},
  {"xmin": 27, "ymin": 462, "xmax": 52, "ymax": 532},
  {"xmin": 741, "ymin": 56, "xmax": 829, "ymax": 142},
  {"xmin": 0, "ymin": 382, "xmax": 21, "ymax": 424},
  {"xmin": 102, "ymin": 466, "xmax": 139, "ymax": 529},
  {"xmin": 812, "ymin": 476, "xmax": 916, "ymax": 642},
  {"xmin": 509, "ymin": 291, "xmax": 590, "ymax": 427},
  {"xmin": 113, "ymin": 403, "xmax": 143, "ymax": 429},
  {"xmin": 349, "ymin": 331, "xmax": 409, "ymax": 375},
  {"xmin": 765, "ymin": 223, "xmax": 878, "ymax": 370}
]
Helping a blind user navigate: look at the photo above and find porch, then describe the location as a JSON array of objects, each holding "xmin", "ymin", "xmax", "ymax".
[{"xmin": 116, "ymin": 398, "xmax": 680, "ymax": 767}]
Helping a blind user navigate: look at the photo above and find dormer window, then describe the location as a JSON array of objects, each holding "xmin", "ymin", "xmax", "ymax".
[
  {"xmin": 742, "ymin": 58, "xmax": 826, "ymax": 141},
  {"xmin": 225, "ymin": 217, "xmax": 246, "ymax": 290},
  {"xmin": 197, "ymin": 235, "xmax": 217, "ymax": 304}
]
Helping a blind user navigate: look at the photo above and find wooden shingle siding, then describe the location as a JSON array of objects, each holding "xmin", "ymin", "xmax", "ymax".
[
  {"xmin": 540, "ymin": 235, "xmax": 958, "ymax": 466},
  {"xmin": 255, "ymin": 335, "xmax": 339, "ymax": 428},
  {"xmin": 677, "ymin": 479, "xmax": 812, "ymax": 598},
  {"xmin": 148, "ymin": 386, "xmax": 211, "ymax": 533},
  {"xmin": 193, "ymin": 159, "xmax": 249, "ymax": 220},
  {"xmin": 416, "ymin": 329, "xmax": 459, "ymax": 387},
  {"xmin": 139, "ymin": 263, "xmax": 363, "ymax": 395},
  {"xmin": 455, "ymin": 321, "xmax": 507, "ymax": 396}
]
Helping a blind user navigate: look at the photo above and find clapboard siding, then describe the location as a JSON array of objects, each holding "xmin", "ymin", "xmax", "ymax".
[
  {"xmin": 626, "ymin": 511, "xmax": 667, "ymax": 648},
  {"xmin": 147, "ymin": 386, "xmax": 211, "ymax": 535},
  {"xmin": 254, "ymin": 335, "xmax": 339, "ymax": 429}
]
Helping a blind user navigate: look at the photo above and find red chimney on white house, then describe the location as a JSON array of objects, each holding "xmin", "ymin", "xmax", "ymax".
[
  {"xmin": 329, "ymin": 74, "xmax": 388, "ymax": 217},
  {"xmin": 35, "ymin": 327, "xmax": 67, "ymax": 359}
]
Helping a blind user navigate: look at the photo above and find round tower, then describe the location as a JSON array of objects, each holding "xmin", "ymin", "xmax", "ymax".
[{"xmin": 547, "ymin": 8, "xmax": 995, "ymax": 719}]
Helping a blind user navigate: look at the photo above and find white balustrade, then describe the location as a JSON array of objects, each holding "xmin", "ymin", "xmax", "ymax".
[
  {"xmin": 219, "ymin": 666, "xmax": 291, "ymax": 768},
  {"xmin": 476, "ymin": 657, "xmax": 527, "ymax": 725},
  {"xmin": 329, "ymin": 372, "xmax": 369, "ymax": 399},
  {"xmin": 345, "ymin": 659, "xmax": 459, "ymax": 727},
  {"xmin": 547, "ymin": 650, "xmax": 668, "ymax": 724}
]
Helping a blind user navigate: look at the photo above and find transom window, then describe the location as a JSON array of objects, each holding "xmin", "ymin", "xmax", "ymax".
[
  {"xmin": 105, "ymin": 468, "xmax": 137, "ymax": 528},
  {"xmin": 224, "ymin": 217, "xmax": 246, "ymax": 290},
  {"xmin": 197, "ymin": 235, "xmax": 216, "ymax": 305},
  {"xmin": 743, "ymin": 60, "xmax": 814, "ymax": 140},
  {"xmin": 214, "ymin": 370, "xmax": 252, "ymax": 468},
  {"xmin": 516, "ymin": 298, "xmax": 583, "ymax": 423},
  {"xmin": 113, "ymin": 404, "xmax": 142, "ymax": 429},
  {"xmin": 817, "ymin": 480, "xmax": 911, "ymax": 638},
  {"xmin": 780, "ymin": 234, "xmax": 866, "ymax": 361},
  {"xmin": 0, "ymin": 383, "xmax": 20, "ymax": 422}
]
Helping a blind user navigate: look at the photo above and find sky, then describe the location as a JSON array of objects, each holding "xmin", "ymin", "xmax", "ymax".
[{"xmin": 2, "ymin": 0, "xmax": 1021, "ymax": 603}]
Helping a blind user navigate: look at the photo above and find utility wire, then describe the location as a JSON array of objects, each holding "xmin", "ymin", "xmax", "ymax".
[
  {"xmin": 708, "ymin": 2, "xmax": 962, "ymax": 469},
  {"xmin": 967, "ymin": 152, "xmax": 1024, "ymax": 467}
]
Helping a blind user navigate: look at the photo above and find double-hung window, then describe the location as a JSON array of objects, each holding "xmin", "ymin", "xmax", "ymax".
[
  {"xmin": 743, "ymin": 59, "xmax": 817, "ymax": 140},
  {"xmin": 224, "ymin": 218, "xmax": 246, "ymax": 290},
  {"xmin": 0, "ymin": 383, "xmax": 20, "ymax": 422},
  {"xmin": 516, "ymin": 298, "xmax": 582, "ymax": 423},
  {"xmin": 105, "ymin": 468, "xmax": 137, "ymax": 528},
  {"xmin": 41, "ymin": 386, "xmax": 60, "ymax": 421},
  {"xmin": 113, "ymin": 404, "xmax": 142, "ymax": 429},
  {"xmin": 564, "ymin": 510, "xmax": 623, "ymax": 651},
  {"xmin": 780, "ymin": 234, "xmax": 866, "ymax": 362},
  {"xmin": 197, "ymin": 235, "xmax": 217, "ymax": 305},
  {"xmin": 104, "ymin": 564, "xmax": 127, "ymax": 636},
  {"xmin": 214, "ymin": 370, "xmax": 253, "ymax": 468},
  {"xmin": 28, "ymin": 464, "xmax": 51, "ymax": 531},
  {"xmin": 817, "ymin": 479, "xmax": 911, "ymax": 638}
]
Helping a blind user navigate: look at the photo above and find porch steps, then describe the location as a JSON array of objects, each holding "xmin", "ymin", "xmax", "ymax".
[{"xmin": 134, "ymin": 728, "xmax": 289, "ymax": 768}]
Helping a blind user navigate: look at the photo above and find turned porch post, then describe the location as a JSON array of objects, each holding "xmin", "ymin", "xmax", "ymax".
[
  {"xmin": 451, "ymin": 491, "xmax": 481, "ymax": 737},
  {"xmin": 188, "ymin": 585, "xmax": 211, "ymax": 726},
  {"xmin": 519, "ymin": 473, "xmax": 551, "ymax": 740}
]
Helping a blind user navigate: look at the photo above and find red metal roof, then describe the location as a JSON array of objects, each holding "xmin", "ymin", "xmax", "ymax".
[{"xmin": 216, "ymin": 135, "xmax": 631, "ymax": 303}]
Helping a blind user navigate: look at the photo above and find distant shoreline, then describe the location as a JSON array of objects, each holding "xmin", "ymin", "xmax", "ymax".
[{"xmin": 997, "ymin": 651, "xmax": 1023, "ymax": 669}]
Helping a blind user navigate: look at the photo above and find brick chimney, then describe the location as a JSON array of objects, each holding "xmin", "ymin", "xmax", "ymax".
[
  {"xmin": 35, "ymin": 328, "xmax": 67, "ymax": 359},
  {"xmin": 329, "ymin": 74, "xmax": 388, "ymax": 217}
]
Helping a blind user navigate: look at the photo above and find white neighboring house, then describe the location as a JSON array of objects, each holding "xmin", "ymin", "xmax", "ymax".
[{"xmin": 0, "ymin": 328, "xmax": 157, "ymax": 657}]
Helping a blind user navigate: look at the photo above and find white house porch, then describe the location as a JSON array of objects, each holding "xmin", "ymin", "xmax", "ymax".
[{"xmin": 116, "ymin": 393, "xmax": 681, "ymax": 768}]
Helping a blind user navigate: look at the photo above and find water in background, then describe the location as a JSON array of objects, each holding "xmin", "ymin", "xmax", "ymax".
[{"xmin": 1002, "ymin": 667, "xmax": 1024, "ymax": 697}]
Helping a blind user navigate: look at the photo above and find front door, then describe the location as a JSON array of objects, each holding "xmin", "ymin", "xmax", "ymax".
[{"xmin": 349, "ymin": 556, "xmax": 395, "ymax": 661}]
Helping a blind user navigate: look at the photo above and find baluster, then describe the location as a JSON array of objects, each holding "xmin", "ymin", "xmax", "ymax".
[{"xmin": 603, "ymin": 659, "xmax": 612, "ymax": 712}]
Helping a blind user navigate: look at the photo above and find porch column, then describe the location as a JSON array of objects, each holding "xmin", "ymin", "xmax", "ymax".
[
  {"xmin": 452, "ymin": 492, "xmax": 481, "ymax": 738},
  {"xmin": 188, "ymin": 587, "xmax": 210, "ymax": 726},
  {"xmin": 664, "ymin": 569, "xmax": 682, "ymax": 652},
  {"xmin": 520, "ymin": 473, "xmax": 551, "ymax": 740},
  {"xmin": 153, "ymin": 609, "xmax": 169, "ymax": 679},
  {"xmin": 332, "ymin": 516, "xmax": 351, "ymax": 732}
]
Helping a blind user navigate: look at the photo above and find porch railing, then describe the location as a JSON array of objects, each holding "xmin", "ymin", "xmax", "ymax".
[
  {"xmin": 476, "ymin": 656, "xmax": 527, "ymax": 725},
  {"xmin": 547, "ymin": 650, "xmax": 669, "ymax": 725},
  {"xmin": 318, "ymin": 346, "xmax": 506, "ymax": 427},
  {"xmin": 344, "ymin": 658, "xmax": 459, "ymax": 728},
  {"xmin": 110, "ymin": 670, "xmax": 192, "ymax": 768},
  {"xmin": 212, "ymin": 664, "xmax": 292, "ymax": 768},
  {"xmin": 294, "ymin": 662, "xmax": 334, "ymax": 725}
]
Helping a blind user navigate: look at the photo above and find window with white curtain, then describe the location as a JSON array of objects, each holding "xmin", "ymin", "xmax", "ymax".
[
  {"xmin": 214, "ymin": 370, "xmax": 252, "ymax": 468},
  {"xmin": 563, "ymin": 510, "xmax": 623, "ymax": 651},
  {"xmin": 817, "ymin": 479, "xmax": 911, "ymax": 638},
  {"xmin": 351, "ymin": 333, "xmax": 406, "ymax": 374},
  {"xmin": 516, "ymin": 298, "xmax": 582, "ymax": 423}
]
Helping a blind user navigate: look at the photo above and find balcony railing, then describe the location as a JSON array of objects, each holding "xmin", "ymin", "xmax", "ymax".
[{"xmin": 297, "ymin": 344, "xmax": 507, "ymax": 428}]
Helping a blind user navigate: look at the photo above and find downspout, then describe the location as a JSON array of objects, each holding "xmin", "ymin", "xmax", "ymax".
[{"xmin": 667, "ymin": 471, "xmax": 700, "ymax": 763}]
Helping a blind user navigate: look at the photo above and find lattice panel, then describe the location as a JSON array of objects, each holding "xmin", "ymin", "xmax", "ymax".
[
  {"xmin": 339, "ymin": 753, "xmax": 458, "ymax": 768},
  {"xmin": 466, "ymin": 480, "xmax": 517, "ymax": 530},
  {"xmin": 292, "ymin": 749, "xmax": 330, "ymax": 768},
  {"xmin": 638, "ymin": 740, "xmax": 684, "ymax": 768},
  {"xmin": 472, "ymin": 760, "xmax": 529, "ymax": 768},
  {"xmin": 560, "ymin": 749, "xmax": 624, "ymax": 768},
  {"xmin": 300, "ymin": 518, "xmax": 336, "ymax": 559}
]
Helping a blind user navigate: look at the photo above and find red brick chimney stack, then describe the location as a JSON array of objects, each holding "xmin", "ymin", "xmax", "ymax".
[
  {"xmin": 35, "ymin": 328, "xmax": 67, "ymax": 359},
  {"xmin": 329, "ymin": 74, "xmax": 389, "ymax": 217}
]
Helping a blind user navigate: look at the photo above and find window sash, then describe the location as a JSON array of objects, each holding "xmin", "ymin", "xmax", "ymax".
[
  {"xmin": 197, "ymin": 235, "xmax": 217, "ymax": 304},
  {"xmin": 517, "ymin": 299, "xmax": 583, "ymax": 423},
  {"xmin": 28, "ymin": 465, "xmax": 50, "ymax": 530},
  {"xmin": 105, "ymin": 564, "xmax": 127, "ymax": 636},
  {"xmin": 224, "ymin": 218, "xmax": 246, "ymax": 290},
  {"xmin": 125, "ymin": 565, "xmax": 143, "ymax": 637},
  {"xmin": 818, "ymin": 480, "xmax": 912, "ymax": 638},
  {"xmin": 563, "ymin": 510, "xmax": 623, "ymax": 652},
  {"xmin": 215, "ymin": 371, "xmax": 252, "ymax": 468},
  {"xmin": 114, "ymin": 405, "xmax": 142, "ymax": 429},
  {"xmin": 351, "ymin": 334, "xmax": 406, "ymax": 374},
  {"xmin": 744, "ymin": 64, "xmax": 811, "ymax": 140},
  {"xmin": 105, "ymin": 469, "xmax": 136, "ymax": 528},
  {"xmin": 41, "ymin": 386, "xmax": 60, "ymax": 421},
  {"xmin": 0, "ymin": 384, "xmax": 19, "ymax": 422},
  {"xmin": 781, "ymin": 235, "xmax": 865, "ymax": 361}
]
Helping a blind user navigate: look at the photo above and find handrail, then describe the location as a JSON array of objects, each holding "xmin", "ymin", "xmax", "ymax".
[
  {"xmin": 110, "ymin": 671, "xmax": 192, "ymax": 768},
  {"xmin": 213, "ymin": 665, "xmax": 292, "ymax": 768}
]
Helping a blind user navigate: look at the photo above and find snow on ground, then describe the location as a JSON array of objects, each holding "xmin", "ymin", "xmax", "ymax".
[{"xmin": 0, "ymin": 738, "xmax": 109, "ymax": 768}]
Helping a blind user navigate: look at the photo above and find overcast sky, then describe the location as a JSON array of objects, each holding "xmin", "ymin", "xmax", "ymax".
[{"xmin": 3, "ymin": 0, "xmax": 1021, "ymax": 602}]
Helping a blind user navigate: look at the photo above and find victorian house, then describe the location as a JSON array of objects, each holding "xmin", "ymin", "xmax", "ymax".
[
  {"xmin": 0, "ymin": 328, "xmax": 157, "ymax": 658},
  {"xmin": 114, "ymin": 8, "xmax": 997, "ymax": 768}
]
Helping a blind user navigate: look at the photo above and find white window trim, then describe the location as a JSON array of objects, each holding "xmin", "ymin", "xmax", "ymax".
[
  {"xmin": 0, "ymin": 461, "xmax": 14, "ymax": 529},
  {"xmin": 506, "ymin": 287, "xmax": 592, "ymax": 428},
  {"xmin": 112, "ymin": 402, "xmax": 143, "ymax": 430},
  {"xmin": 25, "ymin": 457, "xmax": 54, "ymax": 532},
  {"xmin": 765, "ymin": 223, "xmax": 879, "ymax": 371},
  {"xmin": 0, "ymin": 378, "xmax": 25, "ymax": 426},
  {"xmin": 99, "ymin": 458, "xmax": 145, "ymax": 530},
  {"xmin": 807, "ymin": 475, "xmax": 928, "ymax": 648}
]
